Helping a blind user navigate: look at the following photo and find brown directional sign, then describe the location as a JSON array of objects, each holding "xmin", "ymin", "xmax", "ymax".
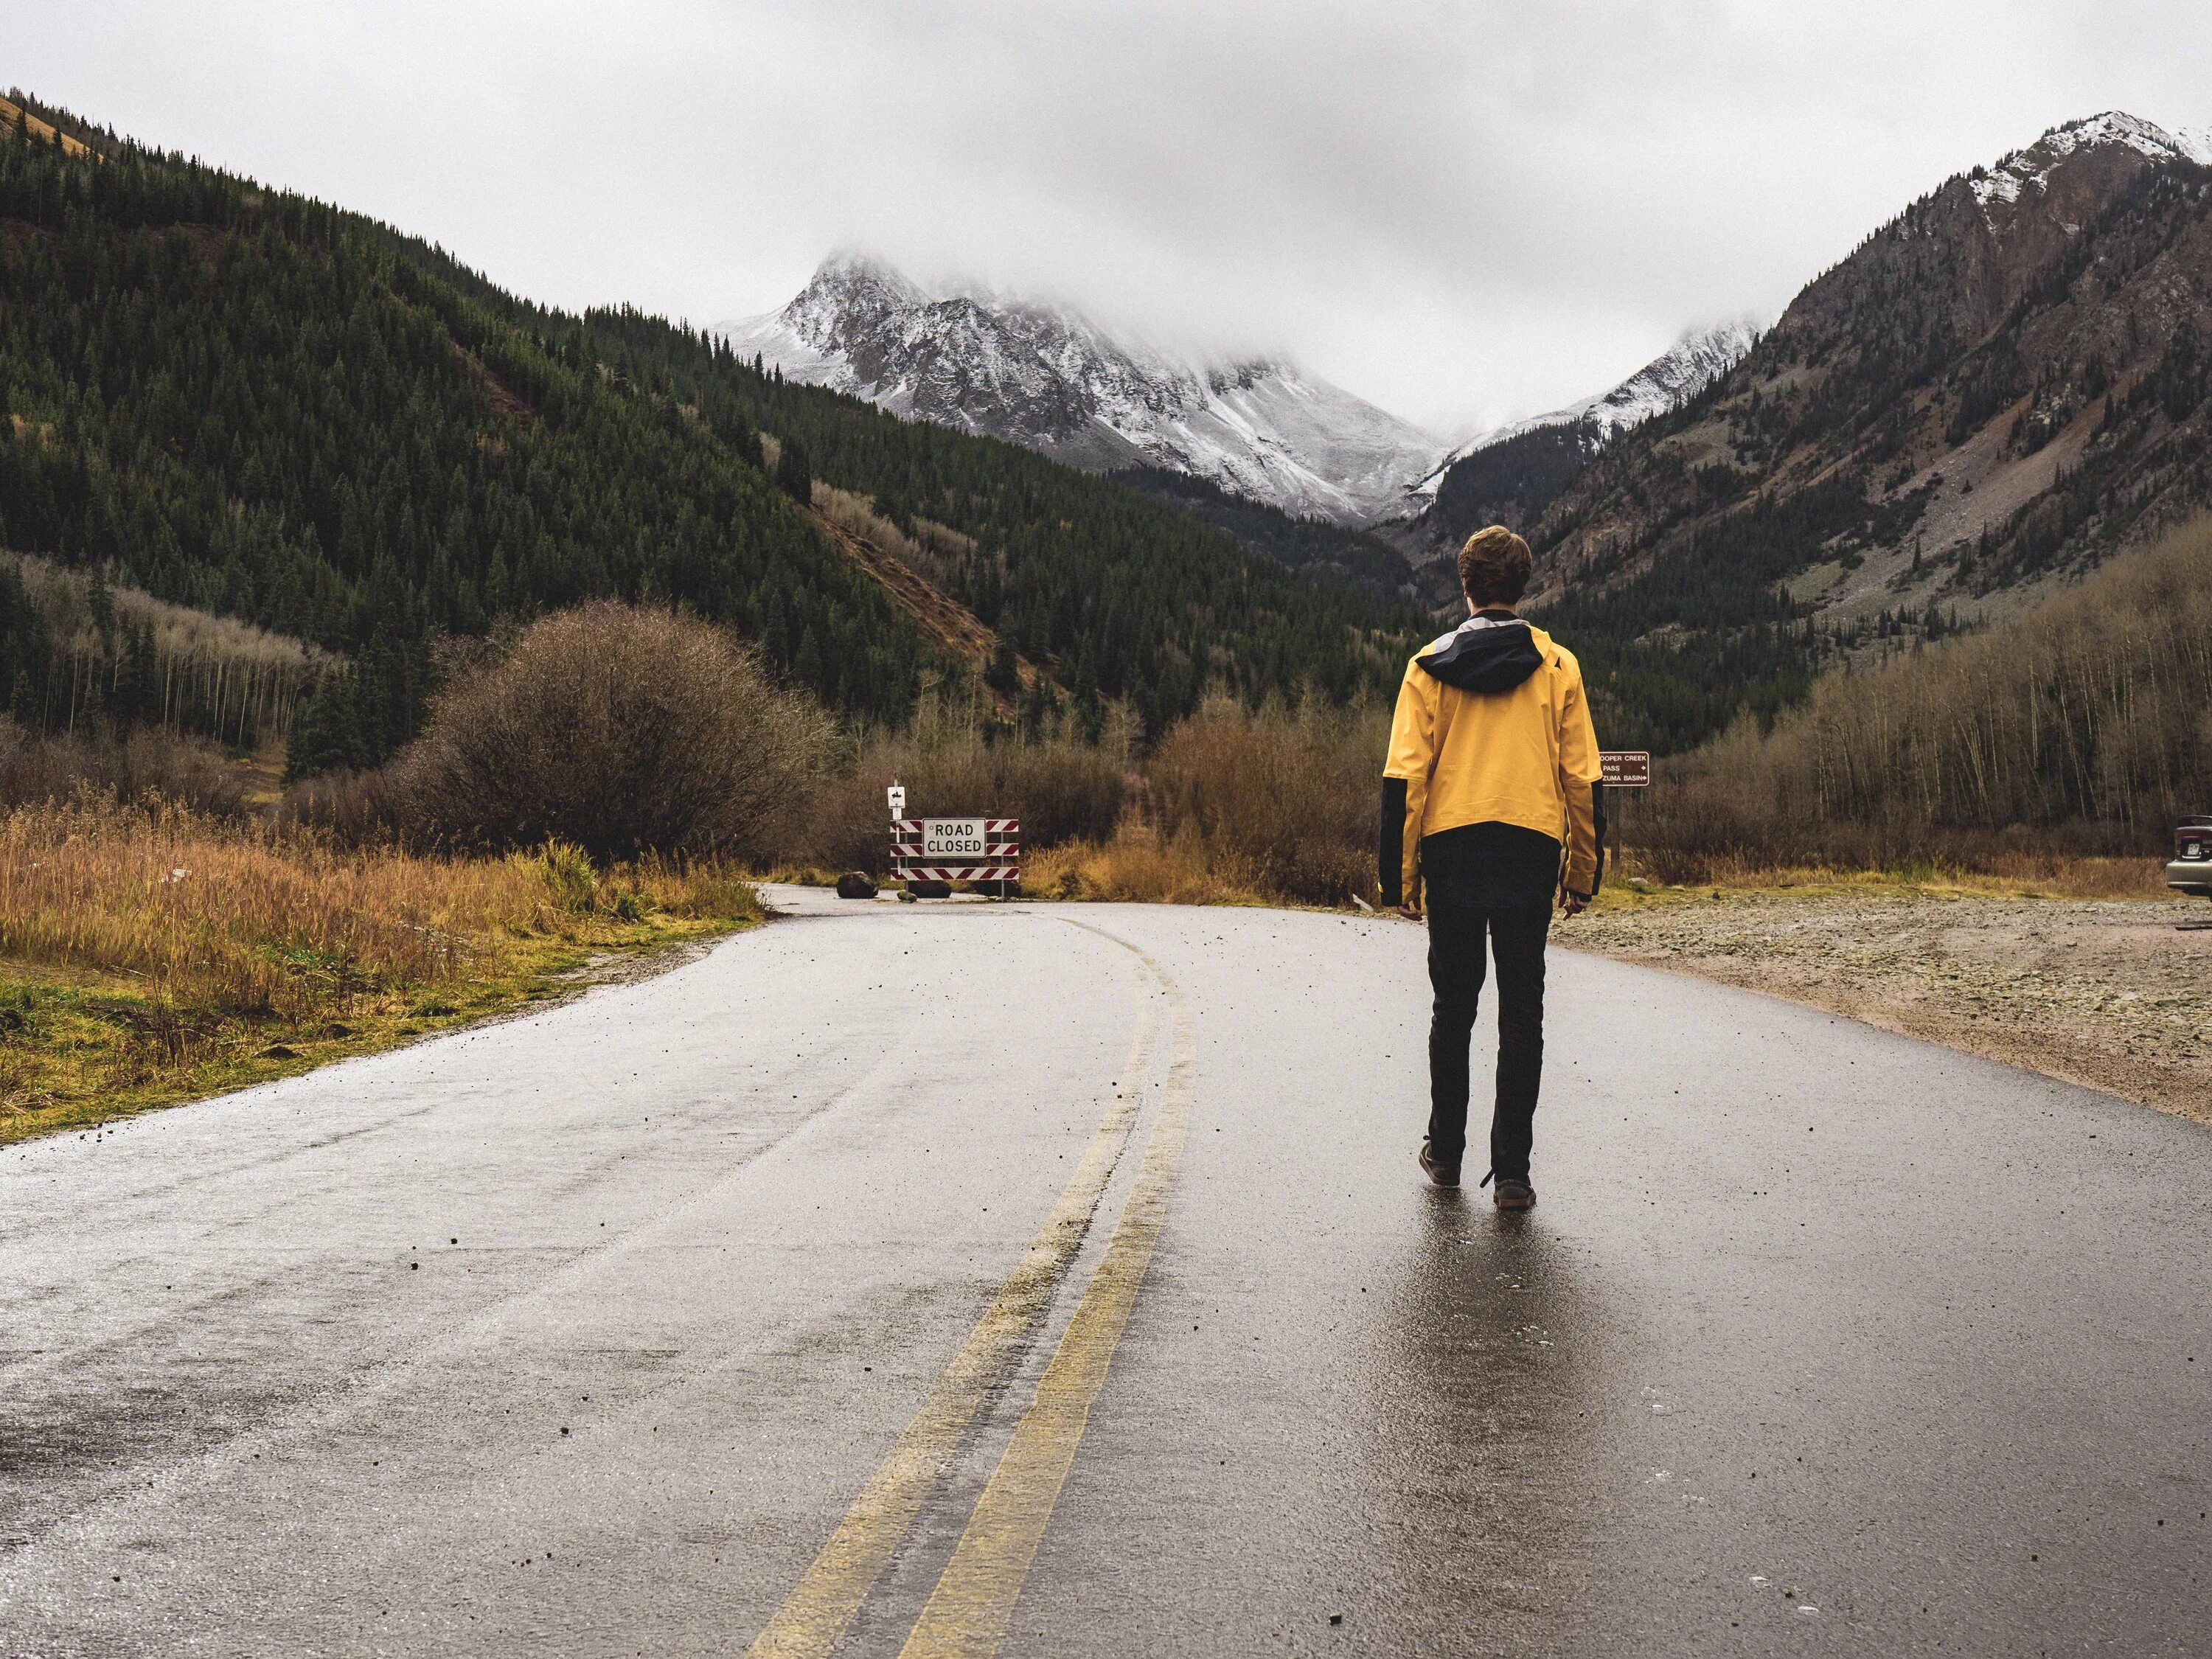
[{"xmin": 1600, "ymin": 751, "xmax": 1652, "ymax": 787}]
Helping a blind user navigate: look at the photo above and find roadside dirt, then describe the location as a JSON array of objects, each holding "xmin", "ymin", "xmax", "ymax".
[
  {"xmin": 556, "ymin": 933, "xmax": 725, "ymax": 990},
  {"xmin": 1568, "ymin": 888, "xmax": 2212, "ymax": 1124}
]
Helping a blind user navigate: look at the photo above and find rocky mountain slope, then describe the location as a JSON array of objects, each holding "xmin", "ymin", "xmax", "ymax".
[
  {"xmin": 1396, "ymin": 318, "xmax": 1760, "ymax": 565},
  {"xmin": 1523, "ymin": 111, "xmax": 2212, "ymax": 751},
  {"xmin": 719, "ymin": 254, "xmax": 1441, "ymax": 526}
]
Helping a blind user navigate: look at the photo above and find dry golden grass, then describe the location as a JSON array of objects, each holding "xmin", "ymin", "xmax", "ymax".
[
  {"xmin": 1596, "ymin": 847, "xmax": 2168, "ymax": 906},
  {"xmin": 0, "ymin": 794, "xmax": 759, "ymax": 1144},
  {"xmin": 1025, "ymin": 837, "xmax": 2166, "ymax": 914},
  {"xmin": 1023, "ymin": 823, "xmax": 1268, "ymax": 905},
  {"xmin": 0, "ymin": 95, "xmax": 95, "ymax": 158}
]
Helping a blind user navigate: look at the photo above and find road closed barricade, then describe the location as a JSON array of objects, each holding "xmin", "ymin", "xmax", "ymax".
[{"xmin": 891, "ymin": 818, "xmax": 1022, "ymax": 887}]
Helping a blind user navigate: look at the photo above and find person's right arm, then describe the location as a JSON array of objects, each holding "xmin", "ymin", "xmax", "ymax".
[{"xmin": 1380, "ymin": 658, "xmax": 1436, "ymax": 917}]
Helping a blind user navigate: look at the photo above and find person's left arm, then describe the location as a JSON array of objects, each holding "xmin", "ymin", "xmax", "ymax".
[{"xmin": 1557, "ymin": 653, "xmax": 1602, "ymax": 913}]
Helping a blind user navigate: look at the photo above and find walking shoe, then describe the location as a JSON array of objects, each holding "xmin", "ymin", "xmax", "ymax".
[
  {"xmin": 1417, "ymin": 1138, "xmax": 1461, "ymax": 1188},
  {"xmin": 1490, "ymin": 1176, "xmax": 1536, "ymax": 1211}
]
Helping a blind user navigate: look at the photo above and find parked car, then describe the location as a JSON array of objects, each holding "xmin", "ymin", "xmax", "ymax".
[{"xmin": 2168, "ymin": 816, "xmax": 2212, "ymax": 898}]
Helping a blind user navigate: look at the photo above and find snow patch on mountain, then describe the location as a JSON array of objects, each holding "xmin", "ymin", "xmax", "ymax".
[
  {"xmin": 1969, "ymin": 112, "xmax": 2210, "ymax": 226},
  {"xmin": 1405, "ymin": 316, "xmax": 1762, "ymax": 505},
  {"xmin": 717, "ymin": 254, "xmax": 1442, "ymax": 526}
]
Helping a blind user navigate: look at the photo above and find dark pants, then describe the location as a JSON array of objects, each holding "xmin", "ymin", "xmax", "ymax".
[{"xmin": 1426, "ymin": 903, "xmax": 1550, "ymax": 1181}]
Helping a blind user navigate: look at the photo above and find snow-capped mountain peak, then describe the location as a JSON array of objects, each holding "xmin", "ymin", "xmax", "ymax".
[
  {"xmin": 1572, "ymin": 316, "xmax": 1763, "ymax": 436},
  {"xmin": 785, "ymin": 250, "xmax": 928, "ymax": 336},
  {"xmin": 1969, "ymin": 111, "xmax": 2212, "ymax": 223},
  {"xmin": 1407, "ymin": 316, "xmax": 1762, "ymax": 504},
  {"xmin": 717, "ymin": 257, "xmax": 1441, "ymax": 526}
]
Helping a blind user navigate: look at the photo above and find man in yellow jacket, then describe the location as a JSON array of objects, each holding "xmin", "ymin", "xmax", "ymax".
[{"xmin": 1380, "ymin": 526, "xmax": 1601, "ymax": 1209}]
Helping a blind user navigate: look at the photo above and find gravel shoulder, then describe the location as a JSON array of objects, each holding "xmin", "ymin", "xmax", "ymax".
[{"xmin": 1566, "ymin": 886, "xmax": 2212, "ymax": 1124}]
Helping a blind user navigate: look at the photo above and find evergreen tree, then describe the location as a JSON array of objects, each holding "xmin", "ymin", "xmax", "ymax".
[
  {"xmin": 774, "ymin": 435, "xmax": 813, "ymax": 505},
  {"xmin": 285, "ymin": 669, "xmax": 366, "ymax": 780},
  {"xmin": 984, "ymin": 637, "xmax": 1020, "ymax": 699}
]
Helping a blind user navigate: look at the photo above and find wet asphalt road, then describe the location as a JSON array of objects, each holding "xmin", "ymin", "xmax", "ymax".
[{"xmin": 2, "ymin": 888, "xmax": 2208, "ymax": 1657}]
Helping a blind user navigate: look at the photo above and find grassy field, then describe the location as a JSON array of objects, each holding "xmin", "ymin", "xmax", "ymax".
[
  {"xmin": 1020, "ymin": 828, "xmax": 1270, "ymax": 906},
  {"xmin": 1590, "ymin": 850, "xmax": 2169, "ymax": 907},
  {"xmin": 0, "ymin": 797, "xmax": 760, "ymax": 1147}
]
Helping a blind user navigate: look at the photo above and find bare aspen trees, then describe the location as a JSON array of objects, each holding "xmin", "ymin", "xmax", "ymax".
[{"xmin": 1634, "ymin": 518, "xmax": 2212, "ymax": 869}]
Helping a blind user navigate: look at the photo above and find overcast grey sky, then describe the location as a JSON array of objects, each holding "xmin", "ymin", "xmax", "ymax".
[{"xmin": 12, "ymin": 1, "xmax": 2211, "ymax": 434}]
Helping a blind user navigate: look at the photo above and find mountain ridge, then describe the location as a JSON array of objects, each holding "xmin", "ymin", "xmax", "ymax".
[
  {"xmin": 1523, "ymin": 109, "xmax": 2212, "ymax": 752},
  {"xmin": 0, "ymin": 91, "xmax": 1423, "ymax": 771},
  {"xmin": 719, "ymin": 254, "xmax": 1442, "ymax": 526},
  {"xmin": 1394, "ymin": 317, "xmax": 1763, "ymax": 567},
  {"xmin": 1408, "ymin": 316, "xmax": 1764, "ymax": 507}
]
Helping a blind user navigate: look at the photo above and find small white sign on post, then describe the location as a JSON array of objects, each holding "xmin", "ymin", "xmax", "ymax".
[{"xmin": 886, "ymin": 782, "xmax": 907, "ymax": 821}]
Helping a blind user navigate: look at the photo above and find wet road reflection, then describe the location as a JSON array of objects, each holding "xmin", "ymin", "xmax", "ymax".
[
  {"xmin": 1350, "ymin": 1194, "xmax": 1613, "ymax": 1655},
  {"xmin": 1006, "ymin": 904, "xmax": 2211, "ymax": 1657}
]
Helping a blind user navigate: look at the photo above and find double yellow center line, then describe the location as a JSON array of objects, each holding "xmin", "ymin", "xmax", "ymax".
[{"xmin": 747, "ymin": 922, "xmax": 1195, "ymax": 1659}]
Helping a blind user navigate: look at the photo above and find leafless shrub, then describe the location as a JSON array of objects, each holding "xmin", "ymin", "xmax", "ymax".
[
  {"xmin": 800, "ymin": 689, "xmax": 1383, "ymax": 903},
  {"xmin": 0, "ymin": 719, "xmax": 244, "ymax": 815},
  {"xmin": 1145, "ymin": 694, "xmax": 1386, "ymax": 905},
  {"xmin": 278, "ymin": 765, "xmax": 414, "ymax": 845},
  {"xmin": 397, "ymin": 601, "xmax": 837, "ymax": 861}
]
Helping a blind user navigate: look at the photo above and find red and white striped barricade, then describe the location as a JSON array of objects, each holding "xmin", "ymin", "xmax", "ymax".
[{"xmin": 890, "ymin": 818, "xmax": 1021, "ymax": 886}]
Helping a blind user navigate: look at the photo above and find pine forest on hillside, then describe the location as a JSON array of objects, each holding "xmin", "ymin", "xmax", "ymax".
[
  {"xmin": 0, "ymin": 92, "xmax": 1422, "ymax": 779},
  {"xmin": 1110, "ymin": 465, "xmax": 1450, "ymax": 608}
]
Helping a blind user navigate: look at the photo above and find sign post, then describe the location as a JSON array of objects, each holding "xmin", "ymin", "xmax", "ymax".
[
  {"xmin": 1598, "ymin": 751, "xmax": 1651, "ymax": 888},
  {"xmin": 1599, "ymin": 751, "xmax": 1651, "ymax": 789}
]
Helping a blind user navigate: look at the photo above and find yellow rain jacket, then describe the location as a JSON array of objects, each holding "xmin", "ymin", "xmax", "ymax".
[{"xmin": 1379, "ymin": 613, "xmax": 1601, "ymax": 909}]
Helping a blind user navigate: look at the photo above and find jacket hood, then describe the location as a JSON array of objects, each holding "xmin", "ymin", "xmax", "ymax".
[{"xmin": 1416, "ymin": 614, "xmax": 1544, "ymax": 692}]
